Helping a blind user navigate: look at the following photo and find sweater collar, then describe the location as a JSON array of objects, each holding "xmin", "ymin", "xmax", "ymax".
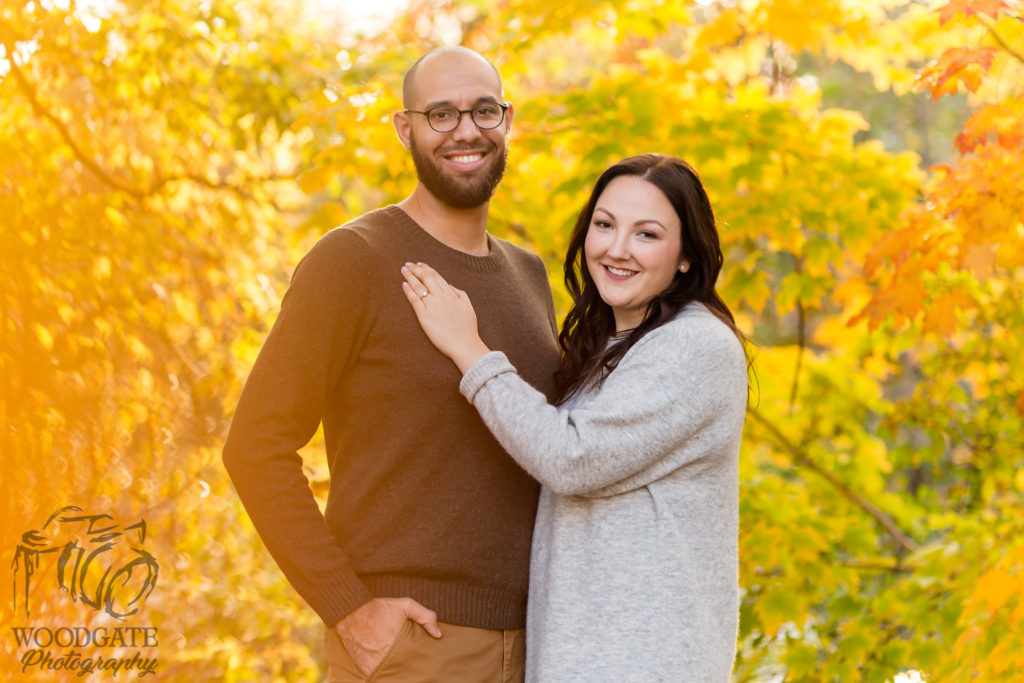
[{"xmin": 386, "ymin": 205, "xmax": 508, "ymax": 273}]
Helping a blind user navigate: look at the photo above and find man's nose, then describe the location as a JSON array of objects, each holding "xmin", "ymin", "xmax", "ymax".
[{"xmin": 450, "ymin": 111, "xmax": 484, "ymax": 142}]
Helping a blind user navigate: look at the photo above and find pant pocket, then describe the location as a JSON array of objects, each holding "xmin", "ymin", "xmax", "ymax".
[
  {"xmin": 324, "ymin": 620, "xmax": 415, "ymax": 682},
  {"xmin": 365, "ymin": 619, "xmax": 415, "ymax": 680}
]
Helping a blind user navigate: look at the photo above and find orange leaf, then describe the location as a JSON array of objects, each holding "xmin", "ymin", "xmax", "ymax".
[
  {"xmin": 923, "ymin": 289, "xmax": 974, "ymax": 335},
  {"xmin": 961, "ymin": 243, "xmax": 998, "ymax": 280},
  {"xmin": 884, "ymin": 278, "xmax": 928, "ymax": 319},
  {"xmin": 922, "ymin": 302, "xmax": 957, "ymax": 336},
  {"xmin": 955, "ymin": 102, "xmax": 1024, "ymax": 154},
  {"xmin": 938, "ymin": 0, "xmax": 1009, "ymax": 25},
  {"xmin": 916, "ymin": 46, "xmax": 997, "ymax": 99}
]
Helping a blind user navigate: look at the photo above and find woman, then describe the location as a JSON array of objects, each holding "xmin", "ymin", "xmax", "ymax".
[{"xmin": 400, "ymin": 154, "xmax": 747, "ymax": 682}]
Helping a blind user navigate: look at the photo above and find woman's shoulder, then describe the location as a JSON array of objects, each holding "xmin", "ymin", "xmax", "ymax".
[
  {"xmin": 611, "ymin": 303, "xmax": 748, "ymax": 400},
  {"xmin": 610, "ymin": 303, "xmax": 747, "ymax": 387},
  {"xmin": 641, "ymin": 302, "xmax": 742, "ymax": 352}
]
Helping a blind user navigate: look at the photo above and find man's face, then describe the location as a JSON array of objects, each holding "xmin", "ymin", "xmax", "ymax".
[{"xmin": 401, "ymin": 55, "xmax": 511, "ymax": 209}]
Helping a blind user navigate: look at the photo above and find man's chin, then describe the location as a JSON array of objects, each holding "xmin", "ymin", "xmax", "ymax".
[
  {"xmin": 423, "ymin": 172, "xmax": 502, "ymax": 208},
  {"xmin": 412, "ymin": 146, "xmax": 507, "ymax": 209}
]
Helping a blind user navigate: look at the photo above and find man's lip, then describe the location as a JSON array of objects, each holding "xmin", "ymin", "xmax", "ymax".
[
  {"xmin": 440, "ymin": 148, "xmax": 489, "ymax": 158},
  {"xmin": 440, "ymin": 150, "xmax": 489, "ymax": 171}
]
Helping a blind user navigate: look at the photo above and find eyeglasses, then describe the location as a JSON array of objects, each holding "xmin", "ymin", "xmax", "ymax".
[{"xmin": 404, "ymin": 102, "xmax": 510, "ymax": 133}]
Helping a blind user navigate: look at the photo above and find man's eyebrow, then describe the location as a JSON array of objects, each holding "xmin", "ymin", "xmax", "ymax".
[{"xmin": 420, "ymin": 96, "xmax": 502, "ymax": 110}]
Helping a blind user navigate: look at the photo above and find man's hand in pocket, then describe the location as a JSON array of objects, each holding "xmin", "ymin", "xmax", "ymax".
[{"xmin": 333, "ymin": 597, "xmax": 442, "ymax": 675}]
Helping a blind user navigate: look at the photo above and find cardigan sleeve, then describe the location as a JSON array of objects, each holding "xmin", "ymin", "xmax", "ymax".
[
  {"xmin": 222, "ymin": 227, "xmax": 376, "ymax": 627},
  {"xmin": 460, "ymin": 308, "xmax": 747, "ymax": 497}
]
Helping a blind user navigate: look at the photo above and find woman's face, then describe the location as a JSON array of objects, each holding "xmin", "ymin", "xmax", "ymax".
[{"xmin": 584, "ymin": 175, "xmax": 688, "ymax": 333}]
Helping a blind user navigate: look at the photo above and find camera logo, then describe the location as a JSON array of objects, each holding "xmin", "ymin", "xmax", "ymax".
[{"xmin": 11, "ymin": 506, "xmax": 159, "ymax": 619}]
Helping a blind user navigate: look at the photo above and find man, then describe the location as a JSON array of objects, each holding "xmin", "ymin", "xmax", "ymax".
[{"xmin": 222, "ymin": 47, "xmax": 560, "ymax": 682}]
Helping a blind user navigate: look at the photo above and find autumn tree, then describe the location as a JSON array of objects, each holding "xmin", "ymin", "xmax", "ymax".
[
  {"xmin": 1, "ymin": 0, "xmax": 329, "ymax": 678},
  {"xmin": 3, "ymin": 0, "xmax": 1021, "ymax": 680}
]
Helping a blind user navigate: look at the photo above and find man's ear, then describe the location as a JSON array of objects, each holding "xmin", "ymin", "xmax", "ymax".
[
  {"xmin": 394, "ymin": 110, "xmax": 412, "ymax": 149},
  {"xmin": 504, "ymin": 102, "xmax": 514, "ymax": 135}
]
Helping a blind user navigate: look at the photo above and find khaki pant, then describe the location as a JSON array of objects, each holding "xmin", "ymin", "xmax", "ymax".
[{"xmin": 325, "ymin": 620, "xmax": 525, "ymax": 683}]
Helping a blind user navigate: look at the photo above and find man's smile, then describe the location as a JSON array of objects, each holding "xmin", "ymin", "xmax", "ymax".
[{"xmin": 439, "ymin": 146, "xmax": 491, "ymax": 172}]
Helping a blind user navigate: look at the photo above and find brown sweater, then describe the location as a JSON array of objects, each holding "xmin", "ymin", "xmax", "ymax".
[{"xmin": 223, "ymin": 206, "xmax": 560, "ymax": 630}]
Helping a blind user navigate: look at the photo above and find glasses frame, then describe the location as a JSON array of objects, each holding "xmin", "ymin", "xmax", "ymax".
[{"xmin": 403, "ymin": 102, "xmax": 511, "ymax": 133}]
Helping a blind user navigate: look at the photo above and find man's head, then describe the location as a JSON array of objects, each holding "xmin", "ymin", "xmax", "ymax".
[{"xmin": 395, "ymin": 47, "xmax": 512, "ymax": 210}]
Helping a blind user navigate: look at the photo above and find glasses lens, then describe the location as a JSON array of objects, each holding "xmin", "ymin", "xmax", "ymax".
[
  {"xmin": 428, "ymin": 107, "xmax": 460, "ymax": 132},
  {"xmin": 471, "ymin": 104, "xmax": 504, "ymax": 129}
]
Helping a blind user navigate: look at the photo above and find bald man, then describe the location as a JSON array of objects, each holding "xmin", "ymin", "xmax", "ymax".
[{"xmin": 223, "ymin": 47, "xmax": 560, "ymax": 682}]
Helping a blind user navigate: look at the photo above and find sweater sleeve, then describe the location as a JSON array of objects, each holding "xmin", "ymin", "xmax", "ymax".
[
  {"xmin": 459, "ymin": 309, "xmax": 747, "ymax": 497},
  {"xmin": 222, "ymin": 228, "xmax": 376, "ymax": 627}
]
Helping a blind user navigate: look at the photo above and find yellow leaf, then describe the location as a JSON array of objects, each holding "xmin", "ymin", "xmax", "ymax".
[{"xmin": 33, "ymin": 323, "xmax": 55, "ymax": 351}]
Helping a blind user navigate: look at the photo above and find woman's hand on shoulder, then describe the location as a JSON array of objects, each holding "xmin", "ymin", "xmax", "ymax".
[{"xmin": 401, "ymin": 262, "xmax": 491, "ymax": 374}]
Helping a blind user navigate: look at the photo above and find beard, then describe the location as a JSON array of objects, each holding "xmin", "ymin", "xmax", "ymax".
[{"xmin": 409, "ymin": 132, "xmax": 508, "ymax": 209}]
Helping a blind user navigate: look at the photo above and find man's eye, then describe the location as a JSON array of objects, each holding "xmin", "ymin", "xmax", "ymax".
[
  {"xmin": 431, "ymin": 110, "xmax": 455, "ymax": 120},
  {"xmin": 475, "ymin": 106, "xmax": 499, "ymax": 116}
]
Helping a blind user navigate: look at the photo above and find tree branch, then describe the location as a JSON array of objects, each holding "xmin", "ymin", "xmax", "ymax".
[
  {"xmin": 789, "ymin": 253, "xmax": 805, "ymax": 411},
  {"xmin": 1, "ymin": 35, "xmax": 149, "ymax": 199},
  {"xmin": 1, "ymin": 19, "xmax": 299, "ymax": 206},
  {"xmin": 146, "ymin": 171, "xmax": 299, "ymax": 211},
  {"xmin": 978, "ymin": 16, "xmax": 1024, "ymax": 65},
  {"xmin": 840, "ymin": 560, "xmax": 912, "ymax": 573},
  {"xmin": 747, "ymin": 408, "xmax": 921, "ymax": 554}
]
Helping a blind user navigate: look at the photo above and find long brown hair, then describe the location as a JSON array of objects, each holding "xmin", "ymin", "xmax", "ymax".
[{"xmin": 554, "ymin": 154, "xmax": 745, "ymax": 404}]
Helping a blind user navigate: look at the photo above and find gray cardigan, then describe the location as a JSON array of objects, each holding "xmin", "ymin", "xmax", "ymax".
[{"xmin": 460, "ymin": 303, "xmax": 747, "ymax": 682}]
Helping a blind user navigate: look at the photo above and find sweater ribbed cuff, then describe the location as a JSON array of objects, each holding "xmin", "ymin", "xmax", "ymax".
[
  {"xmin": 459, "ymin": 351, "xmax": 517, "ymax": 403},
  {"xmin": 304, "ymin": 570, "xmax": 376, "ymax": 628}
]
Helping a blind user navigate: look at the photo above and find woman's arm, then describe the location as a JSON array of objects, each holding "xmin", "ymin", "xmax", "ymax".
[
  {"xmin": 400, "ymin": 263, "xmax": 747, "ymax": 497},
  {"xmin": 461, "ymin": 314, "xmax": 747, "ymax": 496}
]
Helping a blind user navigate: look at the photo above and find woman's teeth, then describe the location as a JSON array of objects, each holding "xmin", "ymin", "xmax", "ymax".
[{"xmin": 606, "ymin": 266, "xmax": 635, "ymax": 276}]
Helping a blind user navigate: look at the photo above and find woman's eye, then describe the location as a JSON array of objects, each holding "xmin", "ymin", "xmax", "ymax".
[{"xmin": 638, "ymin": 231, "xmax": 658, "ymax": 239}]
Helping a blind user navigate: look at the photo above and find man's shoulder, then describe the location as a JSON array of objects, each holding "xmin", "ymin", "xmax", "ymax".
[
  {"xmin": 304, "ymin": 206, "xmax": 408, "ymax": 266},
  {"xmin": 489, "ymin": 234, "xmax": 547, "ymax": 271},
  {"xmin": 321, "ymin": 206, "xmax": 400, "ymax": 247}
]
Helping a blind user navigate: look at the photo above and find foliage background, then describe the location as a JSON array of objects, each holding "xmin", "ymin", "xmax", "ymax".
[{"xmin": 1, "ymin": 0, "xmax": 1022, "ymax": 680}]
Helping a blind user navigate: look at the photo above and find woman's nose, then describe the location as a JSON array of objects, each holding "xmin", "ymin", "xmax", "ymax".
[{"xmin": 606, "ymin": 231, "xmax": 630, "ymax": 259}]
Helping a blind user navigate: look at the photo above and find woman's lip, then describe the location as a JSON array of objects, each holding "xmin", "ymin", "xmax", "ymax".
[{"xmin": 602, "ymin": 265, "xmax": 637, "ymax": 280}]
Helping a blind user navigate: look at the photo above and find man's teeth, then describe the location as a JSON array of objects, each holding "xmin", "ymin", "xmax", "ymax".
[
  {"xmin": 607, "ymin": 266, "xmax": 636, "ymax": 276},
  {"xmin": 450, "ymin": 154, "xmax": 482, "ymax": 163}
]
